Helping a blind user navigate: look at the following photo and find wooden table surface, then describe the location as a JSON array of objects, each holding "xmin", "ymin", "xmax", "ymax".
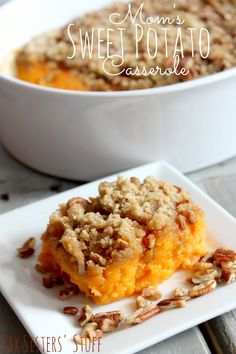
[{"xmin": 0, "ymin": 143, "xmax": 236, "ymax": 354}]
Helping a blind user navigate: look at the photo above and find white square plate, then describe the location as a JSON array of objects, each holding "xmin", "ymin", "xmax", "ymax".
[{"xmin": 1, "ymin": 161, "xmax": 236, "ymax": 354}]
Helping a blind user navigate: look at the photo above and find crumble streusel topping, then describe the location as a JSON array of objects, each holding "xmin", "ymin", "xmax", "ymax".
[
  {"xmin": 60, "ymin": 210, "xmax": 145, "ymax": 272},
  {"xmin": 98, "ymin": 176, "xmax": 202, "ymax": 229},
  {"xmin": 16, "ymin": 0, "xmax": 236, "ymax": 91},
  {"xmin": 45, "ymin": 176, "xmax": 203, "ymax": 273}
]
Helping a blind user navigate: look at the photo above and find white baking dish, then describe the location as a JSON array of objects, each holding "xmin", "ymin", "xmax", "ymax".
[{"xmin": 0, "ymin": 0, "xmax": 236, "ymax": 181}]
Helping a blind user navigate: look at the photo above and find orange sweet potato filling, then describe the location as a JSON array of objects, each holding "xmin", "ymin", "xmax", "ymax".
[
  {"xmin": 39, "ymin": 215, "xmax": 207, "ymax": 304},
  {"xmin": 16, "ymin": 61, "xmax": 89, "ymax": 91}
]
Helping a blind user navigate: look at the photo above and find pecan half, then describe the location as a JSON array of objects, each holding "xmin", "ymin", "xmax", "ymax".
[
  {"xmin": 158, "ymin": 298, "xmax": 186, "ymax": 310},
  {"xmin": 214, "ymin": 248, "xmax": 236, "ymax": 266},
  {"xmin": 192, "ymin": 262, "xmax": 214, "ymax": 272},
  {"xmin": 188, "ymin": 280, "xmax": 217, "ymax": 298},
  {"xmin": 74, "ymin": 323, "xmax": 103, "ymax": 345},
  {"xmin": 221, "ymin": 261, "xmax": 236, "ymax": 272},
  {"xmin": 191, "ymin": 268, "xmax": 219, "ymax": 284},
  {"xmin": 126, "ymin": 306, "xmax": 160, "ymax": 325},
  {"xmin": 17, "ymin": 237, "xmax": 36, "ymax": 259},
  {"xmin": 92, "ymin": 310, "xmax": 123, "ymax": 332},
  {"xmin": 141, "ymin": 286, "xmax": 162, "ymax": 300},
  {"xmin": 59, "ymin": 285, "xmax": 78, "ymax": 300},
  {"xmin": 78, "ymin": 305, "xmax": 93, "ymax": 327},
  {"xmin": 200, "ymin": 251, "xmax": 214, "ymax": 263},
  {"xmin": 63, "ymin": 306, "xmax": 79, "ymax": 315},
  {"xmin": 220, "ymin": 269, "xmax": 236, "ymax": 284},
  {"xmin": 136, "ymin": 296, "xmax": 149, "ymax": 309},
  {"xmin": 67, "ymin": 197, "xmax": 90, "ymax": 210},
  {"xmin": 42, "ymin": 274, "xmax": 64, "ymax": 289}
]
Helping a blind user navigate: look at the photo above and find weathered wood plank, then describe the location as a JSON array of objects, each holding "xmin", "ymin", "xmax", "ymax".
[
  {"xmin": 203, "ymin": 174, "xmax": 236, "ymax": 217},
  {"xmin": 0, "ymin": 146, "xmax": 77, "ymax": 214},
  {"xmin": 201, "ymin": 314, "xmax": 236, "ymax": 354},
  {"xmin": 137, "ymin": 327, "xmax": 210, "ymax": 354},
  {"xmin": 188, "ymin": 157, "xmax": 236, "ymax": 188}
]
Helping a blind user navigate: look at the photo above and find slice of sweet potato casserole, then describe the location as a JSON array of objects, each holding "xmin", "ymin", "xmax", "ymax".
[{"xmin": 38, "ymin": 176, "xmax": 207, "ymax": 304}]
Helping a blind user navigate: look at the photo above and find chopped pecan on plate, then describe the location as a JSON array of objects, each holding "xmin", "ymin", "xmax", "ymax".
[
  {"xmin": 74, "ymin": 322, "xmax": 103, "ymax": 345},
  {"xmin": 188, "ymin": 280, "xmax": 217, "ymax": 298},
  {"xmin": 136, "ymin": 295, "xmax": 149, "ymax": 309},
  {"xmin": 126, "ymin": 306, "xmax": 160, "ymax": 325},
  {"xmin": 63, "ymin": 306, "xmax": 79, "ymax": 316},
  {"xmin": 220, "ymin": 269, "xmax": 236, "ymax": 284},
  {"xmin": 200, "ymin": 251, "xmax": 214, "ymax": 263},
  {"xmin": 158, "ymin": 298, "xmax": 186, "ymax": 310},
  {"xmin": 17, "ymin": 237, "xmax": 36, "ymax": 259},
  {"xmin": 172, "ymin": 288, "xmax": 189, "ymax": 300},
  {"xmin": 192, "ymin": 262, "xmax": 214, "ymax": 272},
  {"xmin": 141, "ymin": 286, "xmax": 162, "ymax": 300},
  {"xmin": 191, "ymin": 268, "xmax": 219, "ymax": 284},
  {"xmin": 78, "ymin": 305, "xmax": 93, "ymax": 327},
  {"xmin": 92, "ymin": 310, "xmax": 124, "ymax": 332},
  {"xmin": 213, "ymin": 248, "xmax": 236, "ymax": 267}
]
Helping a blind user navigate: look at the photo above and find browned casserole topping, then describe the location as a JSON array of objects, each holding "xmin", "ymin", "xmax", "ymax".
[
  {"xmin": 16, "ymin": 0, "xmax": 236, "ymax": 91},
  {"xmin": 43, "ymin": 176, "xmax": 202, "ymax": 273},
  {"xmin": 97, "ymin": 176, "xmax": 201, "ymax": 229}
]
